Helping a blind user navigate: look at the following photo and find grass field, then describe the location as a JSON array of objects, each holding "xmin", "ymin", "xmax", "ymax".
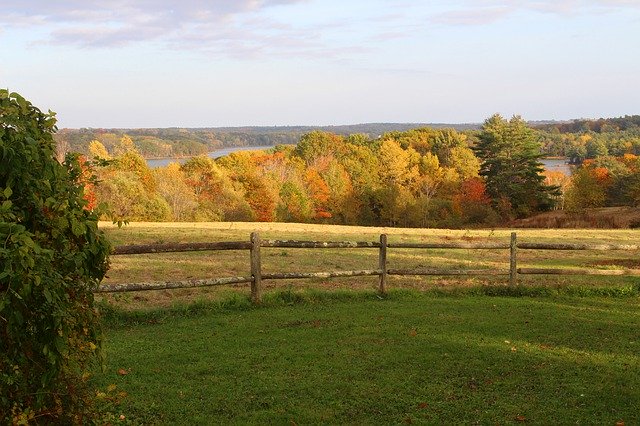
[
  {"xmin": 93, "ymin": 290, "xmax": 640, "ymax": 424},
  {"xmin": 99, "ymin": 221, "xmax": 640, "ymax": 309},
  {"xmin": 93, "ymin": 222, "xmax": 640, "ymax": 423}
]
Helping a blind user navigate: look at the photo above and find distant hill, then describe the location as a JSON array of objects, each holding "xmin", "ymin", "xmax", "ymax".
[
  {"xmin": 54, "ymin": 122, "xmax": 482, "ymax": 158},
  {"xmin": 532, "ymin": 115, "xmax": 640, "ymax": 133},
  {"xmin": 54, "ymin": 115, "xmax": 639, "ymax": 159},
  {"xmin": 205, "ymin": 122, "xmax": 481, "ymax": 135}
]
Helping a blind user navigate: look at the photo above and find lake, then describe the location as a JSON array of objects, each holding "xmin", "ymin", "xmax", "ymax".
[
  {"xmin": 540, "ymin": 158, "xmax": 573, "ymax": 176},
  {"xmin": 146, "ymin": 146, "xmax": 271, "ymax": 168}
]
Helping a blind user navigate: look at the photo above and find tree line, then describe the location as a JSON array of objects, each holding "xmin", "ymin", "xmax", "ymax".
[
  {"xmin": 55, "ymin": 116, "xmax": 640, "ymax": 167},
  {"xmin": 82, "ymin": 115, "xmax": 566, "ymax": 228},
  {"xmin": 53, "ymin": 123, "xmax": 479, "ymax": 161},
  {"xmin": 536, "ymin": 115, "xmax": 640, "ymax": 163},
  {"xmin": 76, "ymin": 114, "xmax": 640, "ymax": 228}
]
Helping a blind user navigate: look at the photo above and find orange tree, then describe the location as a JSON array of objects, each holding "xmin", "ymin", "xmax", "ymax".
[{"xmin": 0, "ymin": 90, "xmax": 110, "ymax": 423}]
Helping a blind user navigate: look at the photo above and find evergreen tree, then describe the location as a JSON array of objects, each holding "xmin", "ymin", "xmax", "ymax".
[{"xmin": 474, "ymin": 114, "xmax": 557, "ymax": 218}]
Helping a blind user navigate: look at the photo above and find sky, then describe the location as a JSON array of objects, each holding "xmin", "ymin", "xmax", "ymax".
[{"xmin": 1, "ymin": 0, "xmax": 639, "ymax": 128}]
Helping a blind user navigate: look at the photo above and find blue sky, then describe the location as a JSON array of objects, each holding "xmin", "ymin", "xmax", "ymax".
[{"xmin": 1, "ymin": 0, "xmax": 639, "ymax": 128}]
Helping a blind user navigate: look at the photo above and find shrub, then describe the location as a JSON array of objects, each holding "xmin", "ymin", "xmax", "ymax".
[{"xmin": 0, "ymin": 90, "xmax": 110, "ymax": 423}]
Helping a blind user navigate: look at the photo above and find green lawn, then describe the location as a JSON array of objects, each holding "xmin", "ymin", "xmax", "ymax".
[{"xmin": 93, "ymin": 290, "xmax": 640, "ymax": 424}]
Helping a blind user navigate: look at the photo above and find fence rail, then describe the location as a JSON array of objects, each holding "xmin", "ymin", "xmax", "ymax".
[{"xmin": 98, "ymin": 232, "xmax": 639, "ymax": 302}]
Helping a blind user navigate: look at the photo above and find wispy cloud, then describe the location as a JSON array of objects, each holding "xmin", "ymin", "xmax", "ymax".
[
  {"xmin": 0, "ymin": 1, "xmax": 307, "ymax": 50},
  {"xmin": 430, "ymin": 0, "xmax": 640, "ymax": 26},
  {"xmin": 2, "ymin": 0, "xmax": 638, "ymax": 59},
  {"xmin": 431, "ymin": 6, "xmax": 511, "ymax": 26}
]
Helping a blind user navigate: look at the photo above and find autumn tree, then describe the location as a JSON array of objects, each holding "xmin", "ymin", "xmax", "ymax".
[
  {"xmin": 88, "ymin": 140, "xmax": 111, "ymax": 160},
  {"xmin": 564, "ymin": 166, "xmax": 609, "ymax": 211},
  {"xmin": 303, "ymin": 168, "xmax": 332, "ymax": 220},
  {"xmin": 181, "ymin": 155, "xmax": 254, "ymax": 221},
  {"xmin": 154, "ymin": 163, "xmax": 198, "ymax": 220},
  {"xmin": 93, "ymin": 143, "xmax": 171, "ymax": 221}
]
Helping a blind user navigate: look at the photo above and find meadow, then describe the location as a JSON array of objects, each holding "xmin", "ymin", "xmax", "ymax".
[
  {"xmin": 99, "ymin": 221, "xmax": 640, "ymax": 309},
  {"xmin": 91, "ymin": 222, "xmax": 640, "ymax": 423}
]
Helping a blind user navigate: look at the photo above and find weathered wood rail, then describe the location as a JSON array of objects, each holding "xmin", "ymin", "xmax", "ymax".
[{"xmin": 98, "ymin": 232, "xmax": 640, "ymax": 303}]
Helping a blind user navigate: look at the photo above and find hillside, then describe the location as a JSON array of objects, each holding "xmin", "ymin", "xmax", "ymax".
[
  {"xmin": 54, "ymin": 122, "xmax": 482, "ymax": 158},
  {"xmin": 511, "ymin": 207, "xmax": 640, "ymax": 229}
]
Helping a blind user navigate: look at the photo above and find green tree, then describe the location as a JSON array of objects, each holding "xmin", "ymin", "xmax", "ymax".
[
  {"xmin": 277, "ymin": 181, "xmax": 313, "ymax": 222},
  {"xmin": 474, "ymin": 114, "xmax": 557, "ymax": 218},
  {"xmin": 293, "ymin": 131, "xmax": 344, "ymax": 165},
  {"xmin": 0, "ymin": 90, "xmax": 110, "ymax": 423}
]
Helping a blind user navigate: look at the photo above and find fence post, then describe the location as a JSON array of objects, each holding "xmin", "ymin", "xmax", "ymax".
[
  {"xmin": 379, "ymin": 234, "xmax": 388, "ymax": 294},
  {"xmin": 250, "ymin": 232, "xmax": 262, "ymax": 304},
  {"xmin": 510, "ymin": 232, "xmax": 517, "ymax": 286}
]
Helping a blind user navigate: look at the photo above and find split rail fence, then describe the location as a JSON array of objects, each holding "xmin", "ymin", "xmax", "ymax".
[{"xmin": 98, "ymin": 232, "xmax": 640, "ymax": 303}]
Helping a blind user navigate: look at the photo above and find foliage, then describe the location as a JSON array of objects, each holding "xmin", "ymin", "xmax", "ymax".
[
  {"xmin": 0, "ymin": 90, "xmax": 110, "ymax": 423},
  {"xmin": 474, "ymin": 114, "xmax": 558, "ymax": 218},
  {"xmin": 82, "ymin": 116, "xmax": 640, "ymax": 227},
  {"xmin": 86, "ymin": 126, "xmax": 504, "ymax": 227},
  {"xmin": 153, "ymin": 163, "xmax": 198, "ymax": 221},
  {"xmin": 564, "ymin": 167, "xmax": 609, "ymax": 211},
  {"xmin": 53, "ymin": 123, "xmax": 481, "ymax": 160}
]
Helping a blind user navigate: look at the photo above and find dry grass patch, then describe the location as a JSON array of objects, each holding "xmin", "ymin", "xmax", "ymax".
[{"xmin": 98, "ymin": 222, "xmax": 640, "ymax": 309}]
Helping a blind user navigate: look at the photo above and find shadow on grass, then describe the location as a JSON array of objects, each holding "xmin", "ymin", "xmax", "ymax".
[{"xmin": 93, "ymin": 287, "xmax": 640, "ymax": 424}]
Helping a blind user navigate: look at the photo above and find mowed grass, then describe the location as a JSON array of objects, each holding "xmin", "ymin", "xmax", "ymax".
[
  {"xmin": 93, "ymin": 291, "xmax": 640, "ymax": 424},
  {"xmin": 99, "ymin": 222, "xmax": 640, "ymax": 309}
]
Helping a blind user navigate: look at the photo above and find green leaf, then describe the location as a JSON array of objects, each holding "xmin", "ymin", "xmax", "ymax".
[
  {"xmin": 43, "ymin": 287, "xmax": 53, "ymax": 303},
  {"xmin": 71, "ymin": 219, "xmax": 86, "ymax": 237},
  {"xmin": 3, "ymin": 186, "xmax": 12, "ymax": 198}
]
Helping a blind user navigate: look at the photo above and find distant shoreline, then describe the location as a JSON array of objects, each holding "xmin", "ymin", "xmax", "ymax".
[{"xmin": 145, "ymin": 146, "xmax": 272, "ymax": 168}]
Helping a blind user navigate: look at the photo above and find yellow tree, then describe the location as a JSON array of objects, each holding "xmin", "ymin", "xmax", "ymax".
[
  {"xmin": 88, "ymin": 140, "xmax": 111, "ymax": 160},
  {"xmin": 154, "ymin": 163, "xmax": 198, "ymax": 220},
  {"xmin": 378, "ymin": 139, "xmax": 420, "ymax": 189}
]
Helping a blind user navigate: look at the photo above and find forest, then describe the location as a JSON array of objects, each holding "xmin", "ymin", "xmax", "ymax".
[
  {"xmin": 54, "ymin": 122, "xmax": 480, "ymax": 159},
  {"xmin": 75, "ymin": 114, "xmax": 640, "ymax": 228}
]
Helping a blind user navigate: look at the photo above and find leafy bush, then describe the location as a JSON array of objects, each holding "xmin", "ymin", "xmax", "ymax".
[{"xmin": 0, "ymin": 90, "xmax": 110, "ymax": 423}]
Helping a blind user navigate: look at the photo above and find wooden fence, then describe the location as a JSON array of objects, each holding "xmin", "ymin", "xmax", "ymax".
[{"xmin": 98, "ymin": 232, "xmax": 640, "ymax": 303}]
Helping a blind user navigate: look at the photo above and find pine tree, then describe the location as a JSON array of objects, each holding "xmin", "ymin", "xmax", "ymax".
[{"xmin": 474, "ymin": 114, "xmax": 558, "ymax": 218}]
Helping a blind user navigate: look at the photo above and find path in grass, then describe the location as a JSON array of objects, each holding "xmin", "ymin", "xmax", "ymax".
[{"xmin": 94, "ymin": 292, "xmax": 640, "ymax": 424}]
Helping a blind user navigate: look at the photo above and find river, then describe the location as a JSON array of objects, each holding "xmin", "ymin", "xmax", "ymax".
[{"xmin": 146, "ymin": 146, "xmax": 272, "ymax": 168}]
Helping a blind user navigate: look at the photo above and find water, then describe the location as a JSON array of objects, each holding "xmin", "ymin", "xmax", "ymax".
[
  {"xmin": 146, "ymin": 146, "xmax": 271, "ymax": 168},
  {"xmin": 540, "ymin": 158, "xmax": 572, "ymax": 176}
]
